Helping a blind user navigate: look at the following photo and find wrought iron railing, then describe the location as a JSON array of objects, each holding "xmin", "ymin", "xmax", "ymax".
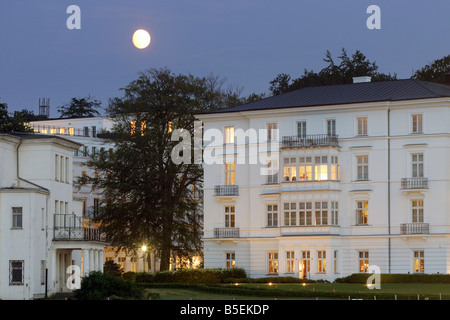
[
  {"xmin": 214, "ymin": 185, "xmax": 239, "ymax": 196},
  {"xmin": 214, "ymin": 227, "xmax": 240, "ymax": 238},
  {"xmin": 400, "ymin": 223, "xmax": 429, "ymax": 235},
  {"xmin": 53, "ymin": 214, "xmax": 105, "ymax": 242},
  {"xmin": 400, "ymin": 177, "xmax": 428, "ymax": 189},
  {"xmin": 281, "ymin": 134, "xmax": 339, "ymax": 148}
]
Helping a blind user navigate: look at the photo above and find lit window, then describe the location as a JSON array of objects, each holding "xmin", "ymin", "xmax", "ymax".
[
  {"xmin": 413, "ymin": 250, "xmax": 424, "ymax": 273},
  {"xmin": 226, "ymin": 252, "xmax": 236, "ymax": 269},
  {"xmin": 268, "ymin": 252, "xmax": 278, "ymax": 274},
  {"xmin": 411, "ymin": 114, "xmax": 423, "ymax": 133},
  {"xmin": 224, "ymin": 126, "xmax": 234, "ymax": 144},
  {"xmin": 359, "ymin": 251, "xmax": 369, "ymax": 273},
  {"xmin": 59, "ymin": 128, "xmax": 65, "ymax": 135},
  {"xmin": 299, "ymin": 251, "xmax": 310, "ymax": 279},
  {"xmin": 299, "ymin": 157, "xmax": 313, "ymax": 181},
  {"xmin": 317, "ymin": 251, "xmax": 326, "ymax": 273},
  {"xmin": 356, "ymin": 200, "xmax": 369, "ymax": 225},
  {"xmin": 225, "ymin": 163, "xmax": 235, "ymax": 185},
  {"xmin": 314, "ymin": 202, "xmax": 328, "ymax": 225},
  {"xmin": 314, "ymin": 156, "xmax": 328, "ymax": 181},
  {"xmin": 283, "ymin": 158, "xmax": 297, "ymax": 181},
  {"xmin": 68, "ymin": 127, "xmax": 75, "ymax": 136}
]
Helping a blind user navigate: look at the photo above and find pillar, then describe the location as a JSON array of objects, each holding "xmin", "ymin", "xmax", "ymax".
[
  {"xmin": 89, "ymin": 249, "xmax": 94, "ymax": 272},
  {"xmin": 83, "ymin": 249, "xmax": 90, "ymax": 276},
  {"xmin": 99, "ymin": 249, "xmax": 104, "ymax": 272}
]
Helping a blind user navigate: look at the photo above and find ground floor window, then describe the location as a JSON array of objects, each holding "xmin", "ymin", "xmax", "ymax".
[
  {"xmin": 286, "ymin": 251, "xmax": 295, "ymax": 273},
  {"xmin": 268, "ymin": 252, "xmax": 279, "ymax": 274},
  {"xmin": 414, "ymin": 250, "xmax": 424, "ymax": 273},
  {"xmin": 9, "ymin": 260, "xmax": 24, "ymax": 285},
  {"xmin": 226, "ymin": 252, "xmax": 236, "ymax": 269},
  {"xmin": 317, "ymin": 251, "xmax": 326, "ymax": 273},
  {"xmin": 359, "ymin": 251, "xmax": 369, "ymax": 272}
]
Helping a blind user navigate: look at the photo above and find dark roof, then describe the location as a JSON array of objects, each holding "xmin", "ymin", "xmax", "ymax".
[{"xmin": 206, "ymin": 79, "xmax": 450, "ymax": 114}]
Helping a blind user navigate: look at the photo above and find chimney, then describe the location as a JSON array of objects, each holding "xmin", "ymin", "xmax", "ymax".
[
  {"xmin": 352, "ymin": 76, "xmax": 372, "ymax": 83},
  {"xmin": 39, "ymin": 98, "xmax": 50, "ymax": 118}
]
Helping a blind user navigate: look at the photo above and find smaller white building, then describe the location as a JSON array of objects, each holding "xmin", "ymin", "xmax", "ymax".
[{"xmin": 0, "ymin": 132, "xmax": 105, "ymax": 299}]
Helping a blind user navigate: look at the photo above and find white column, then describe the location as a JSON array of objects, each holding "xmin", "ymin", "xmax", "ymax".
[
  {"xmin": 83, "ymin": 249, "xmax": 90, "ymax": 276},
  {"xmin": 89, "ymin": 249, "xmax": 94, "ymax": 272},
  {"xmin": 99, "ymin": 249, "xmax": 104, "ymax": 272},
  {"xmin": 93, "ymin": 249, "xmax": 98, "ymax": 271}
]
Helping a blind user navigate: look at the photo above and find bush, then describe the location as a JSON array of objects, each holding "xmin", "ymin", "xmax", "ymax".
[
  {"xmin": 335, "ymin": 273, "xmax": 450, "ymax": 284},
  {"xmin": 74, "ymin": 271, "xmax": 144, "ymax": 300},
  {"xmin": 132, "ymin": 268, "xmax": 247, "ymax": 284}
]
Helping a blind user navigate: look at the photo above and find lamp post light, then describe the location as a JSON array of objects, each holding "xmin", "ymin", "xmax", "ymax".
[{"xmin": 141, "ymin": 245, "xmax": 147, "ymax": 272}]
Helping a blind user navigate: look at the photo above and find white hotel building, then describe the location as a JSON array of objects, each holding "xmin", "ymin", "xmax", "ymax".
[{"xmin": 198, "ymin": 78, "xmax": 450, "ymax": 281}]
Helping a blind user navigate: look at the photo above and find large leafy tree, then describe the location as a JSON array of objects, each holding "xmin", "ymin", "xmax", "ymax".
[
  {"xmin": 411, "ymin": 54, "xmax": 450, "ymax": 84},
  {"xmin": 78, "ymin": 68, "xmax": 243, "ymax": 270},
  {"xmin": 0, "ymin": 100, "xmax": 34, "ymax": 133},
  {"xmin": 270, "ymin": 48, "xmax": 397, "ymax": 95},
  {"xmin": 58, "ymin": 96, "xmax": 102, "ymax": 118}
]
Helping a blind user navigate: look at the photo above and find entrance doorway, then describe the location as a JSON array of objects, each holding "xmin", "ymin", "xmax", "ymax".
[{"xmin": 299, "ymin": 250, "xmax": 310, "ymax": 279}]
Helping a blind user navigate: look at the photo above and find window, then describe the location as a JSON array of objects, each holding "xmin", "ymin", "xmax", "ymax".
[
  {"xmin": 297, "ymin": 121, "xmax": 306, "ymax": 137},
  {"xmin": 327, "ymin": 119, "xmax": 336, "ymax": 136},
  {"xmin": 356, "ymin": 201, "xmax": 369, "ymax": 225},
  {"xmin": 299, "ymin": 202, "xmax": 313, "ymax": 226},
  {"xmin": 411, "ymin": 153, "xmax": 424, "ymax": 178},
  {"xmin": 411, "ymin": 114, "xmax": 423, "ymax": 133},
  {"xmin": 334, "ymin": 250, "xmax": 338, "ymax": 273},
  {"xmin": 9, "ymin": 261, "xmax": 24, "ymax": 285},
  {"xmin": 266, "ymin": 160, "xmax": 278, "ymax": 184},
  {"xmin": 413, "ymin": 250, "xmax": 424, "ymax": 273},
  {"xmin": 12, "ymin": 207, "xmax": 23, "ymax": 228},
  {"xmin": 283, "ymin": 157, "xmax": 297, "ymax": 181},
  {"xmin": 92, "ymin": 126, "xmax": 97, "ymax": 137},
  {"xmin": 83, "ymin": 126, "xmax": 89, "ymax": 137},
  {"xmin": 314, "ymin": 156, "xmax": 328, "ymax": 181},
  {"xmin": 225, "ymin": 206, "xmax": 235, "ymax": 228},
  {"xmin": 65, "ymin": 157, "xmax": 69, "ymax": 183},
  {"xmin": 331, "ymin": 201, "xmax": 339, "ymax": 225},
  {"xmin": 225, "ymin": 163, "xmax": 235, "ymax": 185},
  {"xmin": 267, "ymin": 123, "xmax": 278, "ymax": 141},
  {"xmin": 55, "ymin": 155, "xmax": 59, "ymax": 181},
  {"xmin": 314, "ymin": 202, "xmax": 328, "ymax": 225},
  {"xmin": 412, "ymin": 199, "xmax": 424, "ymax": 223},
  {"xmin": 83, "ymin": 146, "xmax": 88, "ymax": 157},
  {"xmin": 69, "ymin": 127, "xmax": 75, "ymax": 136},
  {"xmin": 267, "ymin": 204, "xmax": 278, "ymax": 227},
  {"xmin": 298, "ymin": 157, "xmax": 313, "ymax": 181},
  {"xmin": 284, "ymin": 203, "xmax": 297, "ymax": 226},
  {"xmin": 286, "ymin": 251, "xmax": 295, "ymax": 273},
  {"xmin": 357, "ymin": 117, "xmax": 368, "ymax": 136},
  {"xmin": 317, "ymin": 251, "xmax": 326, "ymax": 273},
  {"xmin": 330, "ymin": 156, "xmax": 340, "ymax": 180},
  {"xmin": 356, "ymin": 155, "xmax": 369, "ymax": 180},
  {"xmin": 268, "ymin": 252, "xmax": 278, "ymax": 274},
  {"xmin": 224, "ymin": 126, "xmax": 235, "ymax": 144},
  {"xmin": 359, "ymin": 251, "xmax": 369, "ymax": 273},
  {"xmin": 93, "ymin": 198, "xmax": 100, "ymax": 217},
  {"xmin": 118, "ymin": 257, "xmax": 126, "ymax": 270},
  {"xmin": 300, "ymin": 251, "xmax": 310, "ymax": 277},
  {"xmin": 226, "ymin": 252, "xmax": 236, "ymax": 269},
  {"xmin": 130, "ymin": 257, "xmax": 137, "ymax": 272}
]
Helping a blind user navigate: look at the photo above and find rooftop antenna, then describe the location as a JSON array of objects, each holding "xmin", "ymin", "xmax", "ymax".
[{"xmin": 38, "ymin": 98, "xmax": 50, "ymax": 118}]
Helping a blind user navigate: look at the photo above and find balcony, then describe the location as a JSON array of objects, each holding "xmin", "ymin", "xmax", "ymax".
[
  {"xmin": 400, "ymin": 177, "xmax": 428, "ymax": 190},
  {"xmin": 214, "ymin": 185, "xmax": 239, "ymax": 197},
  {"xmin": 214, "ymin": 227, "xmax": 240, "ymax": 238},
  {"xmin": 281, "ymin": 134, "xmax": 339, "ymax": 149},
  {"xmin": 53, "ymin": 214, "xmax": 105, "ymax": 242},
  {"xmin": 400, "ymin": 223, "xmax": 429, "ymax": 235}
]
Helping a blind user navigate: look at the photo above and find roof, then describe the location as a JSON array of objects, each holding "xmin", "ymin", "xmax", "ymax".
[
  {"xmin": 1, "ymin": 132, "xmax": 83, "ymax": 149},
  {"xmin": 205, "ymin": 79, "xmax": 450, "ymax": 114}
]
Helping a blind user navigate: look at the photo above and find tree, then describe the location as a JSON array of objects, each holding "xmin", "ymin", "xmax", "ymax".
[
  {"xmin": 270, "ymin": 48, "xmax": 397, "ymax": 95},
  {"xmin": 58, "ymin": 96, "xmax": 102, "ymax": 118},
  {"xmin": 411, "ymin": 54, "xmax": 450, "ymax": 84},
  {"xmin": 77, "ymin": 68, "xmax": 242, "ymax": 271},
  {"xmin": 0, "ymin": 100, "xmax": 33, "ymax": 133}
]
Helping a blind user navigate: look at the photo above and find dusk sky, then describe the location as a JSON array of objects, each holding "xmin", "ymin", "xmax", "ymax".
[{"xmin": 1, "ymin": 0, "xmax": 449, "ymax": 118}]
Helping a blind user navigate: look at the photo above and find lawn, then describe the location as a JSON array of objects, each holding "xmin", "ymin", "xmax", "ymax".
[{"xmin": 145, "ymin": 282, "xmax": 450, "ymax": 300}]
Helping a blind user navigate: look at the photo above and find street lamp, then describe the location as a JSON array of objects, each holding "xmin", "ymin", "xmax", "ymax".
[{"xmin": 141, "ymin": 245, "xmax": 147, "ymax": 272}]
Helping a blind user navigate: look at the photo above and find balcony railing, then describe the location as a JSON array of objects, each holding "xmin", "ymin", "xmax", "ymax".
[
  {"xmin": 53, "ymin": 214, "xmax": 105, "ymax": 242},
  {"xmin": 214, "ymin": 227, "xmax": 240, "ymax": 238},
  {"xmin": 400, "ymin": 223, "xmax": 429, "ymax": 235},
  {"xmin": 400, "ymin": 177, "xmax": 428, "ymax": 190},
  {"xmin": 214, "ymin": 185, "xmax": 239, "ymax": 196},
  {"xmin": 281, "ymin": 134, "xmax": 339, "ymax": 148}
]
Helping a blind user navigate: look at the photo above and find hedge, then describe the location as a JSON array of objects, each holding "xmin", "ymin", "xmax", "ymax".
[
  {"xmin": 132, "ymin": 268, "xmax": 247, "ymax": 284},
  {"xmin": 335, "ymin": 273, "xmax": 450, "ymax": 284}
]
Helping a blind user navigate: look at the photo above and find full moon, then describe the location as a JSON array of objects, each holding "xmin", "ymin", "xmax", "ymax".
[{"xmin": 132, "ymin": 29, "xmax": 151, "ymax": 49}]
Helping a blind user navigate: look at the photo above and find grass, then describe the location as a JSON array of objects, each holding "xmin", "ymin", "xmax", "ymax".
[{"xmin": 143, "ymin": 282, "xmax": 450, "ymax": 300}]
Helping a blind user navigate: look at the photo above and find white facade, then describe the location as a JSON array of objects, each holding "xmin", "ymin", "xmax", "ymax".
[
  {"xmin": 0, "ymin": 133, "xmax": 104, "ymax": 299},
  {"xmin": 198, "ymin": 85, "xmax": 450, "ymax": 281}
]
